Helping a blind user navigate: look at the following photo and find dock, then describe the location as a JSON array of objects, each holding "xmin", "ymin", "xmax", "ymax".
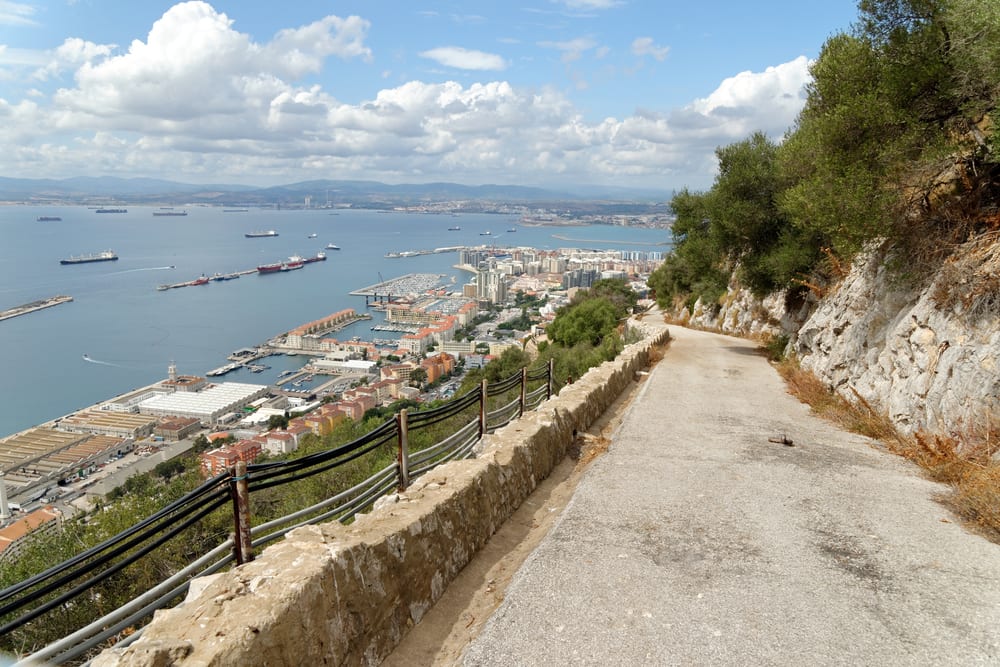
[
  {"xmin": 0, "ymin": 295, "xmax": 73, "ymax": 322},
  {"xmin": 349, "ymin": 273, "xmax": 448, "ymax": 307}
]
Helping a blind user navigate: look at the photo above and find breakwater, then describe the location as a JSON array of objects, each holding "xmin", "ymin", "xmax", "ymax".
[{"xmin": 0, "ymin": 296, "xmax": 73, "ymax": 322}]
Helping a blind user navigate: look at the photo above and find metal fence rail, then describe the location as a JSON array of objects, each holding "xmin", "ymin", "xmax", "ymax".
[{"xmin": 1, "ymin": 359, "xmax": 555, "ymax": 665}]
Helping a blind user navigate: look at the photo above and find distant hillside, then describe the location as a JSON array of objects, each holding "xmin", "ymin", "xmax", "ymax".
[{"xmin": 0, "ymin": 176, "xmax": 669, "ymax": 208}]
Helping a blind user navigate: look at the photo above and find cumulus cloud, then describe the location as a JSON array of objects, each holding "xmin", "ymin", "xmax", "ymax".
[
  {"xmin": 688, "ymin": 55, "xmax": 811, "ymax": 139},
  {"xmin": 34, "ymin": 38, "xmax": 116, "ymax": 80},
  {"xmin": 0, "ymin": 1, "xmax": 36, "ymax": 26},
  {"xmin": 419, "ymin": 47, "xmax": 507, "ymax": 71},
  {"xmin": 631, "ymin": 37, "xmax": 669, "ymax": 62},
  {"xmin": 0, "ymin": 0, "xmax": 813, "ymax": 192},
  {"xmin": 51, "ymin": 2, "xmax": 369, "ymax": 127}
]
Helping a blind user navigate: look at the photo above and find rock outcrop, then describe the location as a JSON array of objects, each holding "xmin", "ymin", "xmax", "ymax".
[
  {"xmin": 795, "ymin": 238, "xmax": 1000, "ymax": 436},
  {"xmin": 676, "ymin": 236, "xmax": 1000, "ymax": 438}
]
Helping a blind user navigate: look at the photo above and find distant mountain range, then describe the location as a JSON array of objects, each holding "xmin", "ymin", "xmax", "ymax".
[{"xmin": 0, "ymin": 176, "xmax": 670, "ymax": 207}]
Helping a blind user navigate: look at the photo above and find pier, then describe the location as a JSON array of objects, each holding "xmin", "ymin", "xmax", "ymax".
[
  {"xmin": 349, "ymin": 273, "xmax": 448, "ymax": 307},
  {"xmin": 0, "ymin": 296, "xmax": 73, "ymax": 322}
]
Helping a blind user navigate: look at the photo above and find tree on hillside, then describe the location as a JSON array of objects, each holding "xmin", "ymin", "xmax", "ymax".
[
  {"xmin": 409, "ymin": 367, "xmax": 427, "ymax": 387},
  {"xmin": 547, "ymin": 297, "xmax": 620, "ymax": 347},
  {"xmin": 580, "ymin": 278, "xmax": 638, "ymax": 316}
]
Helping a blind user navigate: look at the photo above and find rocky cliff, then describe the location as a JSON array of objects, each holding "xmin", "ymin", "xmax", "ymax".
[{"xmin": 678, "ymin": 235, "xmax": 1000, "ymax": 439}]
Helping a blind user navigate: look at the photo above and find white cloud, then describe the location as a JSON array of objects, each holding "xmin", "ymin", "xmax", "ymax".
[
  {"xmin": 419, "ymin": 47, "xmax": 507, "ymax": 71},
  {"xmin": 0, "ymin": 45, "xmax": 48, "ymax": 67},
  {"xmin": 538, "ymin": 37, "xmax": 597, "ymax": 64},
  {"xmin": 50, "ymin": 2, "xmax": 370, "ymax": 126},
  {"xmin": 555, "ymin": 0, "xmax": 623, "ymax": 9},
  {"xmin": 631, "ymin": 37, "xmax": 669, "ymax": 62},
  {"xmin": 0, "ymin": 1, "xmax": 36, "ymax": 26},
  {"xmin": 0, "ymin": 0, "xmax": 813, "ymax": 194},
  {"xmin": 688, "ymin": 55, "xmax": 811, "ymax": 139},
  {"xmin": 34, "ymin": 38, "xmax": 116, "ymax": 80}
]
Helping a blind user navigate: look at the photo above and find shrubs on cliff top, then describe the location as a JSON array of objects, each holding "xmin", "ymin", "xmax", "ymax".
[{"xmin": 650, "ymin": 0, "xmax": 1000, "ymax": 311}]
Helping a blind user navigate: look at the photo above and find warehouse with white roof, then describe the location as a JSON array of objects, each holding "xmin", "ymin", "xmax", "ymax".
[{"xmin": 137, "ymin": 383, "xmax": 269, "ymax": 425}]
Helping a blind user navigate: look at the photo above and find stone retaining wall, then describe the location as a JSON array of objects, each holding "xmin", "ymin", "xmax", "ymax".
[{"xmin": 93, "ymin": 318, "xmax": 669, "ymax": 667}]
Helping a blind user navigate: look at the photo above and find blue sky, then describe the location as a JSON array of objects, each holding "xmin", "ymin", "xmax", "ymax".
[{"xmin": 0, "ymin": 1, "xmax": 859, "ymax": 193}]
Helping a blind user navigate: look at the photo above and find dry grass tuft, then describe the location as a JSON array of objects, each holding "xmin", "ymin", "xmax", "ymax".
[{"xmin": 777, "ymin": 358, "xmax": 1000, "ymax": 542}]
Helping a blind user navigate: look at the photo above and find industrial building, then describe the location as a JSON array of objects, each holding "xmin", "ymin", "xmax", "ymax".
[{"xmin": 138, "ymin": 382, "xmax": 269, "ymax": 426}]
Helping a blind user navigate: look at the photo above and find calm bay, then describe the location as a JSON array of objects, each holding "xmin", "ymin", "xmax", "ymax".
[{"xmin": 0, "ymin": 206, "xmax": 668, "ymax": 438}]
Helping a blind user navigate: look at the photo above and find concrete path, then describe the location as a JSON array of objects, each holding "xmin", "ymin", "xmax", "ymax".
[{"xmin": 460, "ymin": 326, "xmax": 1000, "ymax": 665}]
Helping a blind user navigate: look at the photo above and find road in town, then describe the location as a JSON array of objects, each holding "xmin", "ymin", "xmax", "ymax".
[{"xmin": 459, "ymin": 326, "xmax": 1000, "ymax": 665}]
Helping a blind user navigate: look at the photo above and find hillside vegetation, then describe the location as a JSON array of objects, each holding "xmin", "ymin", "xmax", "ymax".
[
  {"xmin": 649, "ymin": 0, "xmax": 1000, "ymax": 309},
  {"xmin": 646, "ymin": 0, "xmax": 1000, "ymax": 539}
]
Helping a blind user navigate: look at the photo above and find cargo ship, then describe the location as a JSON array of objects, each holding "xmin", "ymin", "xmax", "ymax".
[
  {"xmin": 257, "ymin": 261, "xmax": 284, "ymax": 274},
  {"xmin": 283, "ymin": 255, "xmax": 305, "ymax": 271},
  {"xmin": 245, "ymin": 230, "xmax": 278, "ymax": 238},
  {"xmin": 258, "ymin": 255, "xmax": 308, "ymax": 273},
  {"xmin": 153, "ymin": 210, "xmax": 188, "ymax": 216},
  {"xmin": 303, "ymin": 252, "xmax": 326, "ymax": 263},
  {"xmin": 37, "ymin": 216, "xmax": 62, "ymax": 222},
  {"xmin": 95, "ymin": 208, "xmax": 127, "ymax": 213},
  {"xmin": 60, "ymin": 250, "xmax": 118, "ymax": 265}
]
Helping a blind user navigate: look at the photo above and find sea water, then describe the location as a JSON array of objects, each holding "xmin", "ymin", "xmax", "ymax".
[{"xmin": 0, "ymin": 206, "xmax": 669, "ymax": 438}]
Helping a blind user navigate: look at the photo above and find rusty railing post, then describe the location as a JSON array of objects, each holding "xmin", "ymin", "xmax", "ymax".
[
  {"xmin": 547, "ymin": 358, "xmax": 554, "ymax": 399},
  {"xmin": 230, "ymin": 460, "xmax": 253, "ymax": 565},
  {"xmin": 397, "ymin": 408, "xmax": 410, "ymax": 492},
  {"xmin": 520, "ymin": 366, "xmax": 528, "ymax": 416},
  {"xmin": 479, "ymin": 379, "xmax": 488, "ymax": 436}
]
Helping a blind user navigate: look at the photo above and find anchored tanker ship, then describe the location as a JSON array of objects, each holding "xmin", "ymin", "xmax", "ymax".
[{"xmin": 60, "ymin": 250, "xmax": 118, "ymax": 265}]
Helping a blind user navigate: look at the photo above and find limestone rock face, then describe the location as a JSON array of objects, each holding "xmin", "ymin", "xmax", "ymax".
[
  {"xmin": 673, "ymin": 237, "xmax": 1000, "ymax": 437},
  {"xmin": 680, "ymin": 275, "xmax": 811, "ymax": 340},
  {"xmin": 795, "ymin": 241, "xmax": 1000, "ymax": 436}
]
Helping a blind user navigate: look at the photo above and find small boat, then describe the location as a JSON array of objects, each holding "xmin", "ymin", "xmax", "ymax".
[
  {"xmin": 448, "ymin": 226, "xmax": 461, "ymax": 231},
  {"xmin": 507, "ymin": 227, "xmax": 517, "ymax": 233},
  {"xmin": 480, "ymin": 231, "xmax": 492, "ymax": 236},
  {"xmin": 308, "ymin": 233, "xmax": 317, "ymax": 238},
  {"xmin": 326, "ymin": 243, "xmax": 340, "ymax": 250}
]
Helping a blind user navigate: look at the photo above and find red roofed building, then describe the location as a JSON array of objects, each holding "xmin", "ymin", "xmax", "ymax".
[
  {"xmin": 0, "ymin": 506, "xmax": 62, "ymax": 563},
  {"xmin": 200, "ymin": 440, "xmax": 263, "ymax": 477},
  {"xmin": 421, "ymin": 352, "xmax": 456, "ymax": 384},
  {"xmin": 264, "ymin": 431, "xmax": 296, "ymax": 456}
]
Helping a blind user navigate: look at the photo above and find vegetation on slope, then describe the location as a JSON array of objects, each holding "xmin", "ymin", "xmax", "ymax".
[
  {"xmin": 648, "ymin": 0, "xmax": 1000, "ymax": 311},
  {"xmin": 646, "ymin": 0, "xmax": 1000, "ymax": 539}
]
